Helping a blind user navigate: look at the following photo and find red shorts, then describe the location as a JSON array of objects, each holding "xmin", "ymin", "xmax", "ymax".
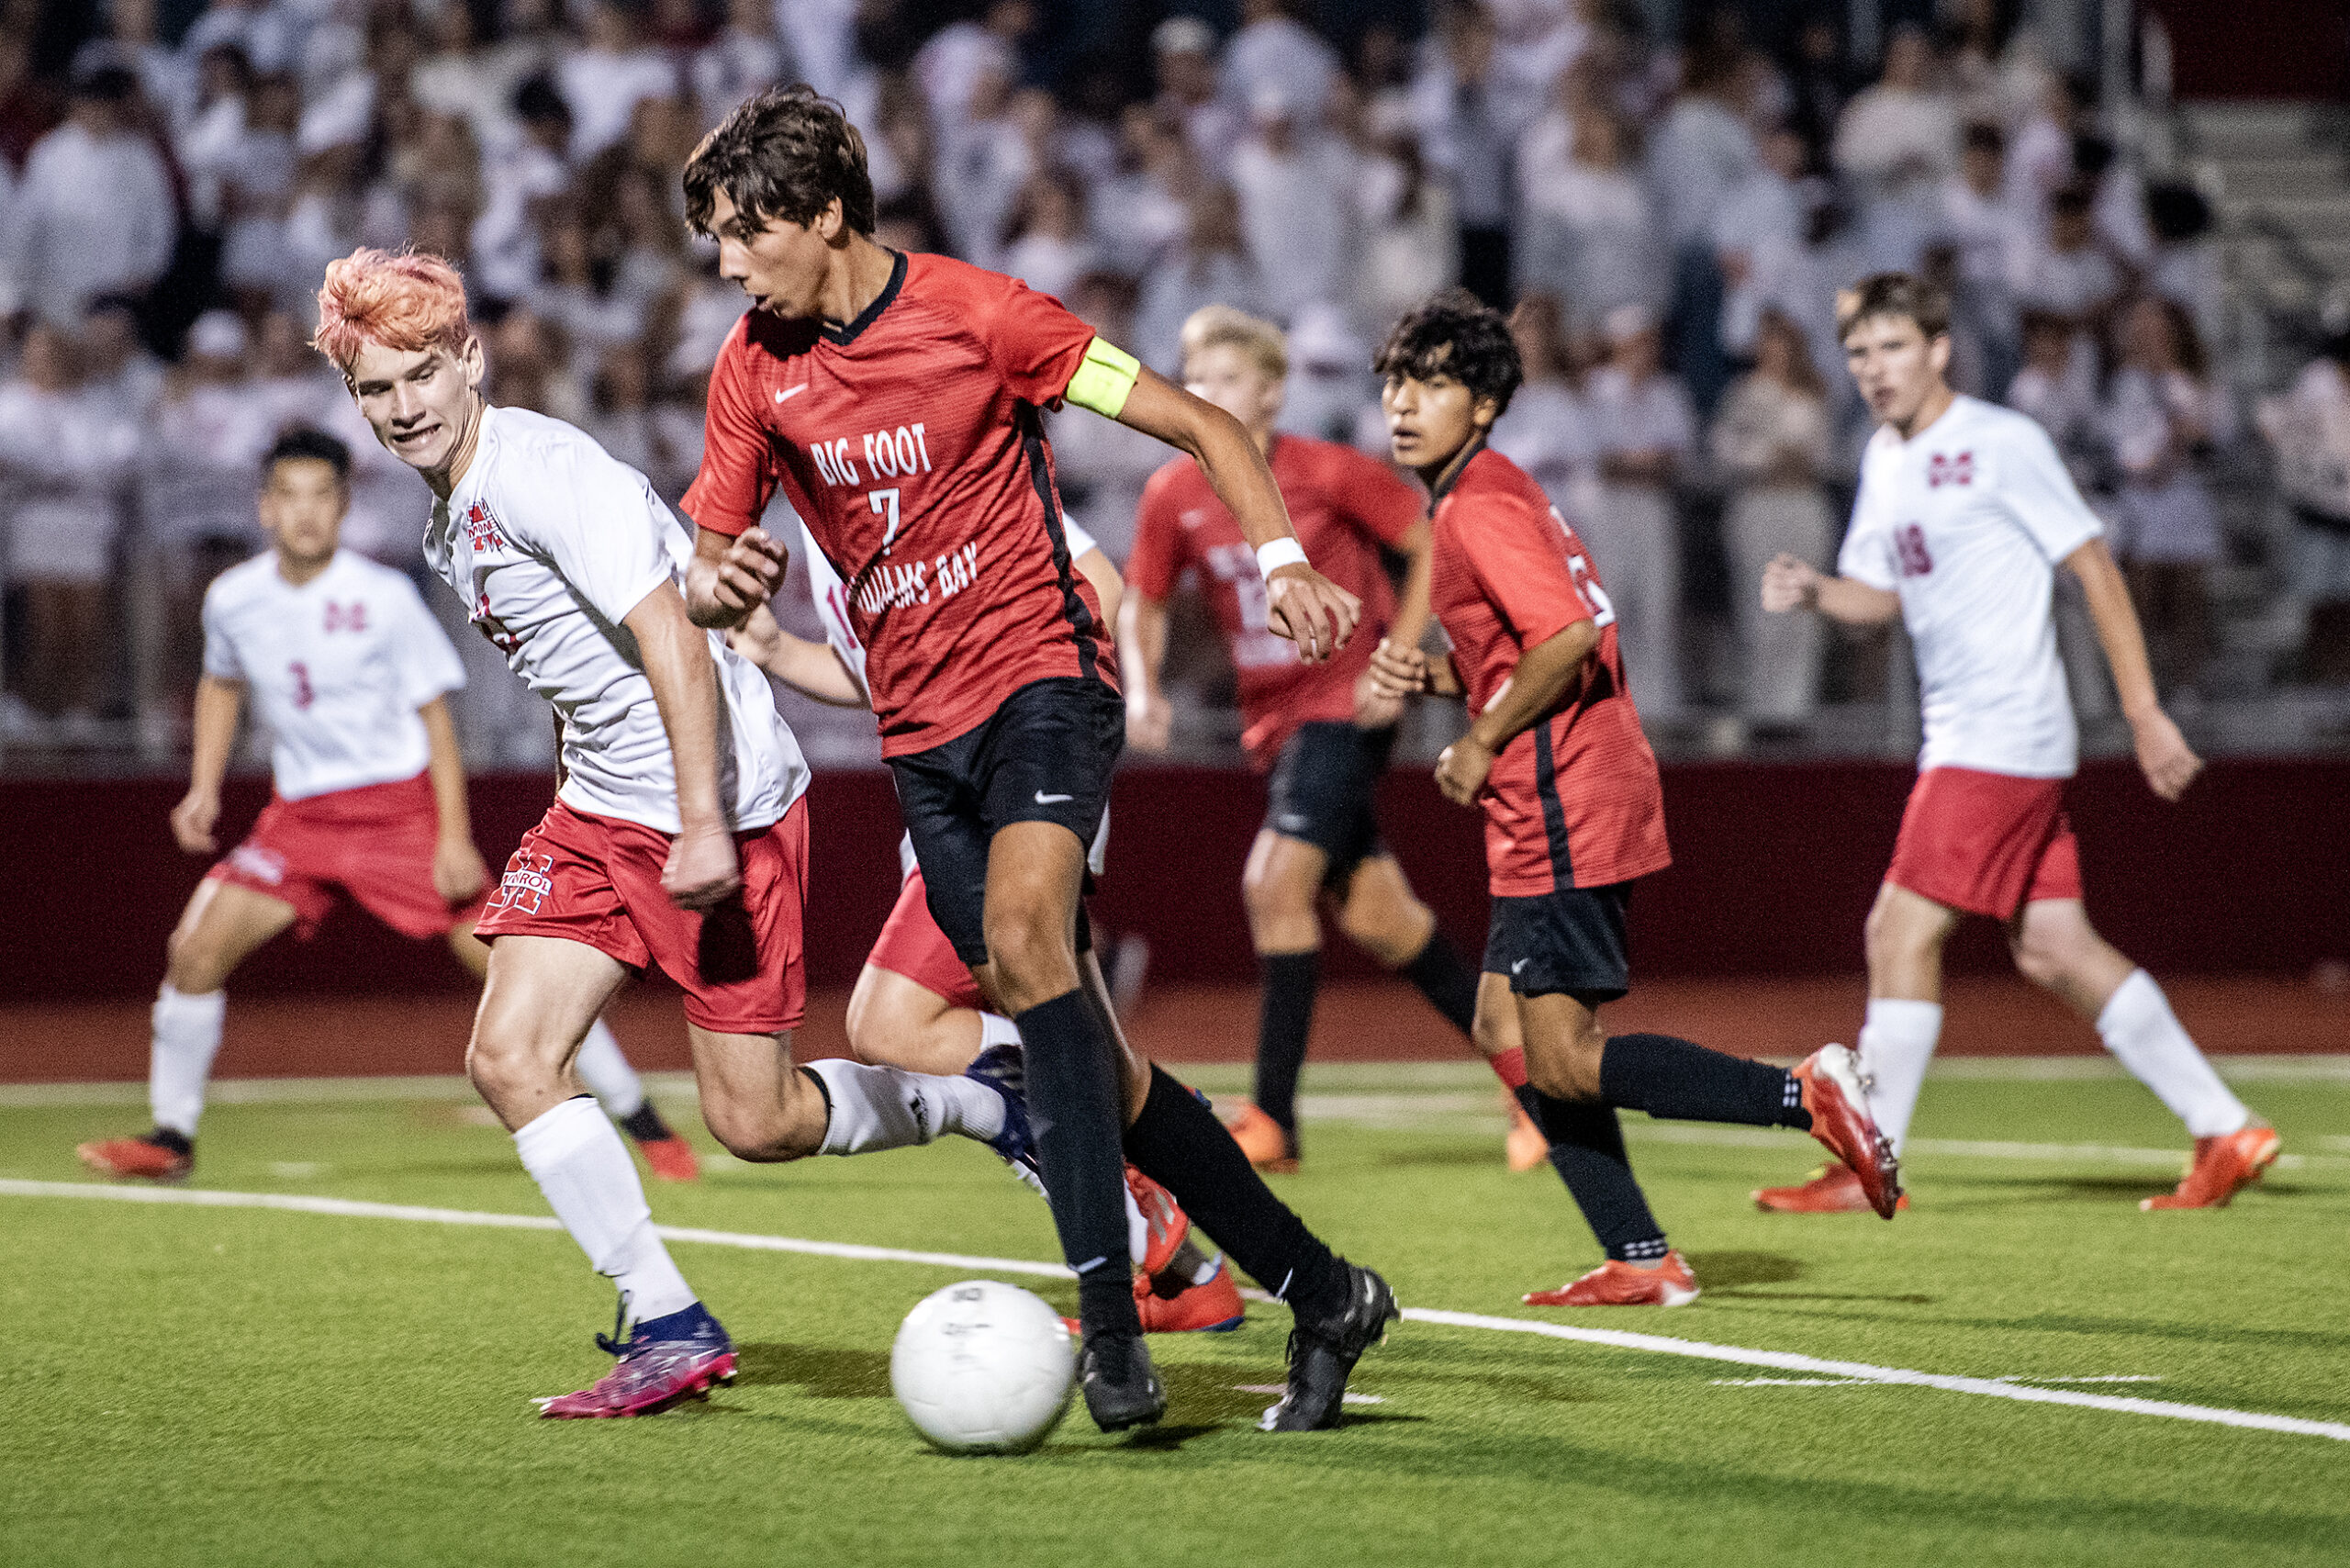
[
  {"xmin": 867, "ymin": 867, "xmax": 984, "ymax": 1011},
  {"xmin": 477, "ymin": 797, "xmax": 811, "ymax": 1035},
  {"xmin": 207, "ymin": 772, "xmax": 482, "ymax": 941},
  {"xmin": 1885, "ymin": 767, "xmax": 2084, "ymax": 920}
]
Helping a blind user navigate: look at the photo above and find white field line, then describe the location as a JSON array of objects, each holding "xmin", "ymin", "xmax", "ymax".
[{"xmin": 5, "ymin": 1177, "xmax": 2346, "ymax": 1445}]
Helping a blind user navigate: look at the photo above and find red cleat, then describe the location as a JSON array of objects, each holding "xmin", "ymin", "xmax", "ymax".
[
  {"xmin": 2141, "ymin": 1124, "xmax": 2282, "ymax": 1210},
  {"xmin": 1225, "ymin": 1103, "xmax": 1297, "ymax": 1173},
  {"xmin": 1792, "ymin": 1045, "xmax": 1902, "ymax": 1218},
  {"xmin": 636, "ymin": 1135, "xmax": 700, "ymax": 1183},
  {"xmin": 1136, "ymin": 1256, "xmax": 1246, "ymax": 1333},
  {"xmin": 1505, "ymin": 1093, "xmax": 1548, "ymax": 1172},
  {"xmin": 1754, "ymin": 1163, "xmax": 1909, "ymax": 1213},
  {"xmin": 536, "ymin": 1314, "xmax": 736, "ymax": 1419},
  {"xmin": 1524, "ymin": 1251, "xmax": 1700, "ymax": 1308},
  {"xmin": 76, "ymin": 1135, "xmax": 192, "ymax": 1182},
  {"xmin": 1125, "ymin": 1166, "xmax": 1189, "ymax": 1276}
]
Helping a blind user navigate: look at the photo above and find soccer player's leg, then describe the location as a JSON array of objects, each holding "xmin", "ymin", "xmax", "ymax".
[
  {"xmin": 1237, "ymin": 825, "xmax": 1327, "ymax": 1170},
  {"xmin": 77, "ymin": 871, "xmax": 304, "ymax": 1182}
]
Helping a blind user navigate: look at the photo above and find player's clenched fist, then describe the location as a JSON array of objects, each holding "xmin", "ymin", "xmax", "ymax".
[
  {"xmin": 1265, "ymin": 564, "xmax": 1360, "ymax": 664},
  {"xmin": 433, "ymin": 835, "xmax": 489, "ymax": 904},
  {"xmin": 688, "ymin": 525, "xmax": 788, "ymax": 627},
  {"xmin": 1760, "ymin": 552, "xmax": 1820, "ymax": 614},
  {"xmin": 661, "ymin": 821, "xmax": 743, "ymax": 911},
  {"xmin": 2130, "ymin": 708, "xmax": 2203, "ymax": 802},
  {"xmin": 1433, "ymin": 735, "xmax": 1494, "ymax": 807},
  {"xmin": 170, "ymin": 790, "xmax": 220, "ymax": 855},
  {"xmin": 1369, "ymin": 638, "xmax": 1429, "ymax": 700}
]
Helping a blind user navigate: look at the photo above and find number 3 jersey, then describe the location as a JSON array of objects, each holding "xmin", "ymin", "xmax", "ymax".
[
  {"xmin": 682, "ymin": 249, "xmax": 1117, "ymax": 759},
  {"xmin": 423, "ymin": 404, "xmax": 809, "ymax": 835},
  {"xmin": 1840, "ymin": 394, "xmax": 2105, "ymax": 780},
  {"xmin": 1427, "ymin": 445, "xmax": 1670, "ymax": 896},
  {"xmin": 201, "ymin": 548, "xmax": 465, "ymax": 801}
]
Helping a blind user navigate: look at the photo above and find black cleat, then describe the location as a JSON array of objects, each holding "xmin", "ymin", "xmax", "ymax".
[
  {"xmin": 1259, "ymin": 1262, "xmax": 1398, "ymax": 1432},
  {"xmin": 1079, "ymin": 1330, "xmax": 1166, "ymax": 1433}
]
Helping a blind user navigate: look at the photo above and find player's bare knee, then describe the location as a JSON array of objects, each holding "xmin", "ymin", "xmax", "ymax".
[
  {"xmin": 163, "ymin": 938, "xmax": 232, "ymax": 995},
  {"xmin": 1242, "ymin": 854, "xmax": 1316, "ymax": 929},
  {"xmin": 1526, "ymin": 1047, "xmax": 1603, "ymax": 1103},
  {"xmin": 1341, "ymin": 893, "xmax": 1432, "ymax": 969},
  {"xmin": 981, "ymin": 906, "xmax": 1077, "ymax": 1008}
]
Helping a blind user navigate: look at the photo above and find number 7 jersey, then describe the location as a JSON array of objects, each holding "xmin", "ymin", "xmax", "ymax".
[
  {"xmin": 1427, "ymin": 444, "xmax": 1670, "ymax": 895},
  {"xmin": 683, "ymin": 249, "xmax": 1119, "ymax": 758}
]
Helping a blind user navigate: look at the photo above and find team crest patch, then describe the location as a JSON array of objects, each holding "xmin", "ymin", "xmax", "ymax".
[
  {"xmin": 1926, "ymin": 451, "xmax": 1975, "ymax": 488},
  {"xmin": 490, "ymin": 851, "xmax": 556, "ymax": 915},
  {"xmin": 228, "ymin": 845, "xmax": 286, "ymax": 885},
  {"xmin": 463, "ymin": 502, "xmax": 511, "ymax": 553}
]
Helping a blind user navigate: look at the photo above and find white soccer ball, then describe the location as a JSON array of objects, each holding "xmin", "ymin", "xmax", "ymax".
[{"xmin": 890, "ymin": 1281, "xmax": 1076, "ymax": 1454}]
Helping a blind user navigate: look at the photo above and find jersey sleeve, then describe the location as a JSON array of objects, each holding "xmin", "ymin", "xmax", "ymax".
[
  {"xmin": 1332, "ymin": 444, "xmax": 1426, "ymax": 546},
  {"xmin": 509, "ymin": 442, "xmax": 678, "ymax": 628},
  {"xmin": 1998, "ymin": 413, "xmax": 2106, "ymax": 562},
  {"xmin": 980, "ymin": 275, "xmax": 1098, "ymax": 409},
  {"xmin": 679, "ymin": 320, "xmax": 777, "ymax": 540},
  {"xmin": 1838, "ymin": 463, "xmax": 1899, "ymax": 590},
  {"xmin": 390, "ymin": 576, "xmax": 467, "ymax": 708},
  {"xmin": 1124, "ymin": 464, "xmax": 1189, "ymax": 601},
  {"xmin": 1062, "ymin": 513, "xmax": 1102, "ymax": 562},
  {"xmin": 1463, "ymin": 497, "xmax": 1595, "ymax": 648},
  {"xmin": 199, "ymin": 582, "xmax": 244, "ymax": 681}
]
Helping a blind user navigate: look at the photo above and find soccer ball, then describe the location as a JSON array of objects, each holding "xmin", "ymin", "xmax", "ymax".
[{"xmin": 890, "ymin": 1281, "xmax": 1076, "ymax": 1454}]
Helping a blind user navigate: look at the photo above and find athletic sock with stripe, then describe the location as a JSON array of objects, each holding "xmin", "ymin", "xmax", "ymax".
[
  {"xmin": 1599, "ymin": 1033, "xmax": 1812, "ymax": 1130},
  {"xmin": 1514, "ymin": 1086, "xmax": 1669, "ymax": 1260}
]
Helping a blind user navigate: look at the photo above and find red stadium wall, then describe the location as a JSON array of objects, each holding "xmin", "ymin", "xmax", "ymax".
[
  {"xmin": 3, "ymin": 757, "xmax": 2344, "ymax": 1002},
  {"xmin": 2143, "ymin": 0, "xmax": 2349, "ymax": 100}
]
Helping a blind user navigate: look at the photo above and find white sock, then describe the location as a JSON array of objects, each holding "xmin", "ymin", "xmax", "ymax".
[
  {"xmin": 572, "ymin": 1018, "xmax": 645, "ymax": 1118},
  {"xmin": 803, "ymin": 1058, "xmax": 1005, "ymax": 1155},
  {"xmin": 150, "ymin": 985, "xmax": 227, "ymax": 1138},
  {"xmin": 1857, "ymin": 998, "xmax": 1943, "ymax": 1153},
  {"xmin": 1125, "ymin": 1184, "xmax": 1147, "ymax": 1266},
  {"xmin": 979, "ymin": 1012, "xmax": 1021, "ymax": 1054},
  {"xmin": 2098, "ymin": 969, "xmax": 2250, "ymax": 1138},
  {"xmin": 513, "ymin": 1096, "xmax": 696, "ymax": 1322}
]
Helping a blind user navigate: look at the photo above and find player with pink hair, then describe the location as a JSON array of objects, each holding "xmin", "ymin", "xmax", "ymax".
[{"xmin": 319, "ymin": 247, "xmax": 1037, "ymax": 1417}]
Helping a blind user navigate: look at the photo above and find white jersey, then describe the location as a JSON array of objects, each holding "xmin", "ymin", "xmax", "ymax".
[
  {"xmin": 202, "ymin": 549, "xmax": 465, "ymax": 801},
  {"xmin": 1841, "ymin": 395, "xmax": 2104, "ymax": 778},
  {"xmin": 424, "ymin": 405, "xmax": 808, "ymax": 834}
]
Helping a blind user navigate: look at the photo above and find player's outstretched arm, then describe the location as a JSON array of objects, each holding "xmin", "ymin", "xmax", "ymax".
[
  {"xmin": 1116, "ymin": 590, "xmax": 1173, "ymax": 752},
  {"xmin": 419, "ymin": 696, "xmax": 488, "ymax": 902},
  {"xmin": 1762, "ymin": 553, "xmax": 1901, "ymax": 625},
  {"xmin": 727, "ymin": 602, "xmax": 868, "ymax": 707},
  {"xmin": 2065, "ymin": 537, "xmax": 2203, "ymax": 801},
  {"xmin": 625, "ymin": 581, "xmax": 744, "ymax": 909},
  {"xmin": 172, "ymin": 676, "xmax": 246, "ymax": 854},
  {"xmin": 1433, "ymin": 620, "xmax": 1600, "ymax": 807},
  {"xmin": 1109, "ymin": 364, "xmax": 1361, "ymax": 662},
  {"xmin": 685, "ymin": 524, "xmax": 788, "ymax": 630}
]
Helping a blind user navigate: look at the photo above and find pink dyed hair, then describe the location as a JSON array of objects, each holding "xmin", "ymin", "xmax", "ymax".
[{"xmin": 312, "ymin": 248, "xmax": 474, "ymax": 373}]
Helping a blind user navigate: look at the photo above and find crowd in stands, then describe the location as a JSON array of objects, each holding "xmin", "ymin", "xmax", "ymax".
[{"xmin": 0, "ymin": 0, "xmax": 2344, "ymax": 766}]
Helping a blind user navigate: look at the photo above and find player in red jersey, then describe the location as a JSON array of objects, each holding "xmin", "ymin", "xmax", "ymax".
[
  {"xmin": 1367, "ymin": 291, "xmax": 1900, "ymax": 1307},
  {"xmin": 679, "ymin": 86, "xmax": 1393, "ymax": 1431},
  {"xmin": 74, "ymin": 429, "xmax": 697, "ymax": 1187},
  {"xmin": 1121, "ymin": 306, "xmax": 1529, "ymax": 1173}
]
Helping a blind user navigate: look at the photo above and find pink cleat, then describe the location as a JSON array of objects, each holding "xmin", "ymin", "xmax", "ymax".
[{"xmin": 535, "ymin": 1304, "xmax": 736, "ymax": 1418}]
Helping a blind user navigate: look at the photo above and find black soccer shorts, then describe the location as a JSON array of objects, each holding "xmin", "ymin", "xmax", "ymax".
[
  {"xmin": 1482, "ymin": 881, "xmax": 1635, "ymax": 1003},
  {"xmin": 1261, "ymin": 721, "xmax": 1395, "ymax": 883}
]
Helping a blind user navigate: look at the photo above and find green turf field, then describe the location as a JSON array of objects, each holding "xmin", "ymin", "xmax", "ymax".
[{"xmin": 6, "ymin": 1059, "xmax": 2347, "ymax": 1567}]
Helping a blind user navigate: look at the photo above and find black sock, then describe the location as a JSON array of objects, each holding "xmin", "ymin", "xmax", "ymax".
[
  {"xmin": 1397, "ymin": 931, "xmax": 1480, "ymax": 1037},
  {"xmin": 1124, "ymin": 1065, "xmax": 1344, "ymax": 1319},
  {"xmin": 1515, "ymin": 1087, "xmax": 1667, "ymax": 1261},
  {"xmin": 146, "ymin": 1126, "xmax": 193, "ymax": 1155},
  {"xmin": 617, "ymin": 1103, "xmax": 671, "ymax": 1143},
  {"xmin": 1014, "ymin": 991, "xmax": 1141, "ymax": 1338},
  {"xmin": 1599, "ymin": 1033, "xmax": 1812, "ymax": 1130},
  {"xmin": 1252, "ymin": 949, "xmax": 1319, "ymax": 1138}
]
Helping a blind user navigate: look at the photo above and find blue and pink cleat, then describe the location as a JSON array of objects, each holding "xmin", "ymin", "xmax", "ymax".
[{"xmin": 535, "ymin": 1302, "xmax": 736, "ymax": 1418}]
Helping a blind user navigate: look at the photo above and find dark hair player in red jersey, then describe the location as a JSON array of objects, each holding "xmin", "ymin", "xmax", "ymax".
[
  {"xmin": 677, "ymin": 86, "xmax": 1394, "ymax": 1433},
  {"xmin": 1367, "ymin": 291, "xmax": 1902, "ymax": 1307}
]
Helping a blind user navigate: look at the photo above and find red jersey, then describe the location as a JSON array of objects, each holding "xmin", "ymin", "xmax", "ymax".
[
  {"xmin": 682, "ymin": 251, "xmax": 1116, "ymax": 757},
  {"xmin": 1428, "ymin": 446, "xmax": 1671, "ymax": 896},
  {"xmin": 1127, "ymin": 435, "xmax": 1421, "ymax": 767}
]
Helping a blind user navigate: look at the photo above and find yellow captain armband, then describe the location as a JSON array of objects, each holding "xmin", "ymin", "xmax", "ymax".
[{"xmin": 1065, "ymin": 336, "xmax": 1141, "ymax": 419}]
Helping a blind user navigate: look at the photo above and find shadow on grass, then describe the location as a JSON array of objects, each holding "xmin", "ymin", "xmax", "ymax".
[
  {"xmin": 734, "ymin": 1341, "xmax": 891, "ymax": 1397},
  {"xmin": 1682, "ymin": 1249, "xmax": 1935, "ymax": 1305},
  {"xmin": 1375, "ymin": 1143, "xmax": 1516, "ymax": 1170}
]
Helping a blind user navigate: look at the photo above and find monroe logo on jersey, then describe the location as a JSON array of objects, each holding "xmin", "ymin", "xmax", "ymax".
[
  {"xmin": 323, "ymin": 600, "xmax": 367, "ymax": 633},
  {"xmin": 1926, "ymin": 451, "xmax": 1975, "ymax": 488},
  {"xmin": 462, "ymin": 502, "xmax": 510, "ymax": 553},
  {"xmin": 489, "ymin": 851, "xmax": 556, "ymax": 915}
]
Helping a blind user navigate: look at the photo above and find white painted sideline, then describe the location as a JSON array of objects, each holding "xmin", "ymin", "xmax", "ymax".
[{"xmin": 5, "ymin": 1177, "xmax": 2345, "ymax": 1445}]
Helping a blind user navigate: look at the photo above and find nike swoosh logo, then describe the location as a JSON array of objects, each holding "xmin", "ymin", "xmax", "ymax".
[
  {"xmin": 1512, "ymin": 958, "xmax": 1529, "ymax": 974},
  {"xmin": 774, "ymin": 385, "xmax": 807, "ymax": 404},
  {"xmin": 1035, "ymin": 791, "xmax": 1073, "ymax": 804}
]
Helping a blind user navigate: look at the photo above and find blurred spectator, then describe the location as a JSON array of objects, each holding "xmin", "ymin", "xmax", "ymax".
[
  {"xmin": 1587, "ymin": 303, "xmax": 1693, "ymax": 721},
  {"xmin": 0, "ymin": 322, "xmax": 136, "ymax": 736},
  {"xmin": 2144, "ymin": 181, "xmax": 2221, "ymax": 352},
  {"xmin": 1229, "ymin": 88, "xmax": 1355, "ymax": 322},
  {"xmin": 1712, "ymin": 308, "xmax": 1833, "ymax": 732},
  {"xmin": 6, "ymin": 66, "xmax": 174, "ymax": 328},
  {"xmin": 1223, "ymin": 0, "xmax": 1341, "ymax": 131},
  {"xmin": 80, "ymin": 297, "xmax": 164, "ymax": 427},
  {"xmin": 472, "ymin": 73, "xmax": 574, "ymax": 301},
  {"xmin": 1409, "ymin": 2, "xmax": 1519, "ymax": 308},
  {"xmin": 2104, "ymin": 296, "xmax": 2226, "ymax": 696},
  {"xmin": 184, "ymin": 0, "xmax": 297, "ymax": 78},
  {"xmin": 1941, "ymin": 121, "xmax": 2028, "ymax": 397},
  {"xmin": 1151, "ymin": 16, "xmax": 1241, "ymax": 180},
  {"xmin": 1711, "ymin": 123, "xmax": 1807, "ymax": 301},
  {"xmin": 692, "ymin": 0, "xmax": 797, "ymax": 129},
  {"xmin": 1276, "ymin": 304, "xmax": 1374, "ymax": 444},
  {"xmin": 1832, "ymin": 25, "xmax": 1955, "ymax": 204},
  {"xmin": 532, "ymin": 209, "xmax": 644, "ymax": 356},
  {"xmin": 218, "ymin": 71, "xmax": 301, "ymax": 318},
  {"xmin": 1136, "ymin": 184, "xmax": 1268, "ymax": 377},
  {"xmin": 486, "ymin": 307, "xmax": 585, "ymax": 424},
  {"xmin": 1490, "ymin": 293, "xmax": 1598, "ymax": 522},
  {"xmin": 585, "ymin": 345, "xmax": 701, "ymax": 502},
  {"xmin": 1516, "ymin": 97, "xmax": 1662, "ymax": 332},
  {"xmin": 2016, "ymin": 184, "xmax": 2125, "ymax": 364},
  {"xmin": 914, "ymin": 0, "xmax": 1034, "ymax": 133},
  {"xmin": 1784, "ymin": 12, "xmax": 1853, "ymax": 164},
  {"xmin": 1724, "ymin": 189, "xmax": 1866, "ymax": 431},
  {"xmin": 411, "ymin": 2, "xmax": 508, "ymax": 148},
  {"xmin": 2258, "ymin": 333, "xmax": 2350, "ymax": 687},
  {"xmin": 1091, "ymin": 106, "xmax": 1195, "ymax": 278},
  {"xmin": 1649, "ymin": 34, "xmax": 1756, "ymax": 418},
  {"xmin": 1049, "ymin": 272, "xmax": 1163, "ymax": 561},
  {"xmin": 2006, "ymin": 308, "xmax": 2103, "ymax": 481},
  {"xmin": 1355, "ymin": 122, "xmax": 1457, "ymax": 332},
  {"xmin": 560, "ymin": 0, "xmax": 677, "ymax": 162},
  {"xmin": 1000, "ymin": 174, "xmax": 1097, "ymax": 302}
]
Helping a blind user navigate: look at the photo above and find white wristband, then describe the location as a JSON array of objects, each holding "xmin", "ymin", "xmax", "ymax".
[{"xmin": 1256, "ymin": 538, "xmax": 1308, "ymax": 578}]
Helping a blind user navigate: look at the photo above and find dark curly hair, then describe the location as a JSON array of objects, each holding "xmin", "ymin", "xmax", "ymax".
[
  {"xmin": 684, "ymin": 84, "xmax": 877, "ymax": 240},
  {"xmin": 1371, "ymin": 287, "xmax": 1523, "ymax": 418},
  {"xmin": 263, "ymin": 426, "xmax": 352, "ymax": 482}
]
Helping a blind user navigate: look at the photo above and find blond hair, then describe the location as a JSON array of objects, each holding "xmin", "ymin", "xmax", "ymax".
[{"xmin": 1180, "ymin": 305, "xmax": 1287, "ymax": 382}]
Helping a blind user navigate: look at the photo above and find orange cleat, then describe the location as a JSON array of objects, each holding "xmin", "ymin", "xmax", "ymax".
[
  {"xmin": 1136, "ymin": 1256, "xmax": 1246, "ymax": 1333},
  {"xmin": 2141, "ymin": 1123, "xmax": 2282, "ymax": 1210},
  {"xmin": 1754, "ymin": 1163, "xmax": 1909, "ymax": 1213},
  {"xmin": 636, "ymin": 1136, "xmax": 700, "ymax": 1183},
  {"xmin": 76, "ymin": 1135, "xmax": 192, "ymax": 1182},
  {"xmin": 1524, "ymin": 1251, "xmax": 1700, "ymax": 1308},
  {"xmin": 1125, "ymin": 1166, "xmax": 1190, "ymax": 1276},
  {"xmin": 1505, "ymin": 1092, "xmax": 1548, "ymax": 1172},
  {"xmin": 1225, "ymin": 1102, "xmax": 1297, "ymax": 1172},
  {"xmin": 1792, "ymin": 1044, "xmax": 1902, "ymax": 1218}
]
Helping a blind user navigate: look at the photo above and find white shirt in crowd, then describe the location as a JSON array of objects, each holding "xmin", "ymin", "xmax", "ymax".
[
  {"xmin": 145, "ymin": 382, "xmax": 279, "ymax": 548},
  {"xmin": 558, "ymin": 45, "xmax": 677, "ymax": 161},
  {"xmin": 1489, "ymin": 378, "xmax": 1599, "ymax": 521},
  {"xmin": 1587, "ymin": 365, "xmax": 1695, "ymax": 473},
  {"xmin": 4, "ymin": 121, "xmax": 175, "ymax": 326},
  {"xmin": 201, "ymin": 548, "xmax": 465, "ymax": 801},
  {"xmin": 1832, "ymin": 84, "xmax": 1957, "ymax": 194},
  {"xmin": 1841, "ymin": 395, "xmax": 2105, "ymax": 778},
  {"xmin": 0, "ymin": 375, "xmax": 138, "ymax": 582},
  {"xmin": 1229, "ymin": 129, "xmax": 1357, "ymax": 321},
  {"xmin": 423, "ymin": 404, "xmax": 808, "ymax": 834}
]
